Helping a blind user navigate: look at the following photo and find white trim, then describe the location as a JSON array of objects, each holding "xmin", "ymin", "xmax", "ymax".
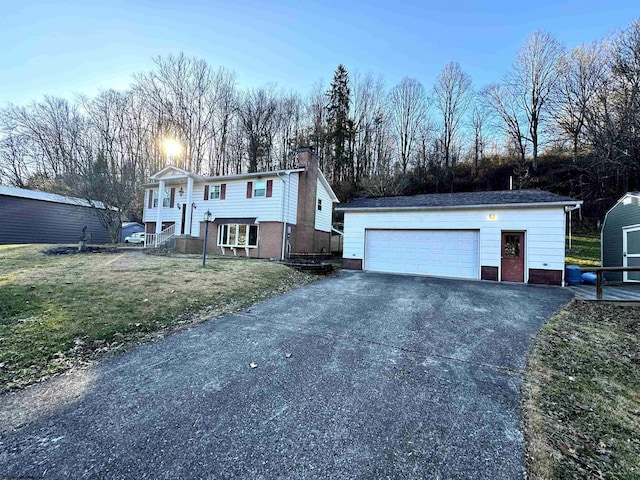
[
  {"xmin": 337, "ymin": 201, "xmax": 582, "ymax": 212},
  {"xmin": 317, "ymin": 170, "xmax": 340, "ymax": 203},
  {"xmin": 253, "ymin": 180, "xmax": 267, "ymax": 198},
  {"xmin": 144, "ymin": 168, "xmax": 306, "ymax": 188},
  {"xmin": 149, "ymin": 165, "xmax": 191, "ymax": 180},
  {"xmin": 217, "ymin": 223, "xmax": 259, "ymax": 248},
  {"xmin": 623, "ymin": 226, "xmax": 640, "ymax": 282}
]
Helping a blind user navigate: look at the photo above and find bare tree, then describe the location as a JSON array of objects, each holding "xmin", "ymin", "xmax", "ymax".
[
  {"xmin": 351, "ymin": 72, "xmax": 386, "ymax": 182},
  {"xmin": 510, "ymin": 31, "xmax": 564, "ymax": 170},
  {"xmin": 470, "ymin": 101, "xmax": 489, "ymax": 177},
  {"xmin": 134, "ymin": 53, "xmax": 221, "ymax": 172},
  {"xmin": 433, "ymin": 62, "xmax": 473, "ymax": 168},
  {"xmin": 388, "ymin": 77, "xmax": 429, "ymax": 173},
  {"xmin": 482, "ymin": 83, "xmax": 528, "ymax": 163},
  {"xmin": 237, "ymin": 86, "xmax": 279, "ymax": 172},
  {"xmin": 552, "ymin": 43, "xmax": 606, "ymax": 162}
]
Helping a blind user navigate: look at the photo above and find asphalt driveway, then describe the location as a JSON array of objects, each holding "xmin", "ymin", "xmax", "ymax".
[{"xmin": 0, "ymin": 272, "xmax": 572, "ymax": 479}]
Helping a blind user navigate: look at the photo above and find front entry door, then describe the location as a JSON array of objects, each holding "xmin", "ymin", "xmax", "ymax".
[
  {"xmin": 501, "ymin": 232, "xmax": 525, "ymax": 282},
  {"xmin": 180, "ymin": 206, "xmax": 187, "ymax": 235},
  {"xmin": 623, "ymin": 227, "xmax": 640, "ymax": 282}
]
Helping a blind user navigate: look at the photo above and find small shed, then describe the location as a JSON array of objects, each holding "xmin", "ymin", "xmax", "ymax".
[
  {"xmin": 601, "ymin": 192, "xmax": 640, "ymax": 282},
  {"xmin": 121, "ymin": 222, "xmax": 145, "ymax": 242},
  {"xmin": 0, "ymin": 186, "xmax": 112, "ymax": 244}
]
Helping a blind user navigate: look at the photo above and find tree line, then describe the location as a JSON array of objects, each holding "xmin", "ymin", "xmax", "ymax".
[{"xmin": 1, "ymin": 18, "xmax": 639, "ymax": 234}]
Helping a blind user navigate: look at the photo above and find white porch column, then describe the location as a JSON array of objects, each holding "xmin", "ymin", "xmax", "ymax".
[
  {"xmin": 185, "ymin": 177, "xmax": 194, "ymax": 235},
  {"xmin": 155, "ymin": 180, "xmax": 165, "ymax": 235}
]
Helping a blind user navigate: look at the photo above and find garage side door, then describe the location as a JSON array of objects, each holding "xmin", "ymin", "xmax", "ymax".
[{"xmin": 365, "ymin": 230, "xmax": 479, "ymax": 279}]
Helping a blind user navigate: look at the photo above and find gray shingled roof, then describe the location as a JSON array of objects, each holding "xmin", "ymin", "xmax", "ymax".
[{"xmin": 337, "ymin": 189, "xmax": 580, "ymax": 210}]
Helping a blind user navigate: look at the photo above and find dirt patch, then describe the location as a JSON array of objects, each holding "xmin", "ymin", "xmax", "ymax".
[{"xmin": 42, "ymin": 246, "xmax": 119, "ymax": 255}]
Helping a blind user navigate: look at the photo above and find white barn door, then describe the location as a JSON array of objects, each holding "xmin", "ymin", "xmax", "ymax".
[{"xmin": 623, "ymin": 226, "xmax": 640, "ymax": 282}]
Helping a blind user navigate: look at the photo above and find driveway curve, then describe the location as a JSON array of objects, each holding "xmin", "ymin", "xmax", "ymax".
[{"xmin": 0, "ymin": 271, "xmax": 572, "ymax": 479}]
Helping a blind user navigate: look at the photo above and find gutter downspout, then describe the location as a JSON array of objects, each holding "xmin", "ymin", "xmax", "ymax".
[
  {"xmin": 277, "ymin": 171, "xmax": 292, "ymax": 260},
  {"xmin": 565, "ymin": 204, "xmax": 581, "ymax": 250}
]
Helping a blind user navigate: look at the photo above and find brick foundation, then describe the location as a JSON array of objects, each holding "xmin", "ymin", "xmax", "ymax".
[{"xmin": 175, "ymin": 236, "xmax": 203, "ymax": 254}]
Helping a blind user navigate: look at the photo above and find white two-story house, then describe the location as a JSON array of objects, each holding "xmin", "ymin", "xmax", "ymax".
[{"xmin": 142, "ymin": 148, "xmax": 339, "ymax": 259}]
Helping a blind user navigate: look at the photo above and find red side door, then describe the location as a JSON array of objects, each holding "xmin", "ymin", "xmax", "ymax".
[{"xmin": 501, "ymin": 232, "xmax": 525, "ymax": 282}]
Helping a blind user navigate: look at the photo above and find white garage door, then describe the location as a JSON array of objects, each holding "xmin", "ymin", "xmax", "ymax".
[{"xmin": 365, "ymin": 229, "xmax": 479, "ymax": 279}]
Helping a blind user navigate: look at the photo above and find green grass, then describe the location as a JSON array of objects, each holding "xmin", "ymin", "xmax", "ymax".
[
  {"xmin": 566, "ymin": 232, "xmax": 601, "ymax": 268},
  {"xmin": 0, "ymin": 245, "xmax": 313, "ymax": 391},
  {"xmin": 524, "ymin": 301, "xmax": 640, "ymax": 479}
]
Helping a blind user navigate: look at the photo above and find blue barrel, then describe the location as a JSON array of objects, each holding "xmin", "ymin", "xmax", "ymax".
[
  {"xmin": 581, "ymin": 272, "xmax": 597, "ymax": 285},
  {"xmin": 566, "ymin": 265, "xmax": 582, "ymax": 285}
]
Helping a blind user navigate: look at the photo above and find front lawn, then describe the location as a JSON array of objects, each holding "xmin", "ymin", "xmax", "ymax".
[
  {"xmin": 524, "ymin": 301, "xmax": 640, "ymax": 479},
  {"xmin": 0, "ymin": 245, "xmax": 313, "ymax": 392}
]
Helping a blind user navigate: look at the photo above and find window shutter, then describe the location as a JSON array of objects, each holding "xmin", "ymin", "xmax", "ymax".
[
  {"xmin": 220, "ymin": 183, "xmax": 226, "ymax": 200},
  {"xmin": 170, "ymin": 188, "xmax": 176, "ymax": 208},
  {"xmin": 266, "ymin": 179, "xmax": 273, "ymax": 197},
  {"xmin": 246, "ymin": 181, "xmax": 253, "ymax": 198},
  {"xmin": 204, "ymin": 185, "xmax": 209, "ymax": 200},
  {"xmin": 148, "ymin": 190, "xmax": 153, "ymax": 209}
]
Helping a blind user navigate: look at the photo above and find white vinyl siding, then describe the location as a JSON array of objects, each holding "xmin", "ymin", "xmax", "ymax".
[
  {"xmin": 143, "ymin": 189, "xmax": 181, "ymax": 225},
  {"xmin": 282, "ymin": 173, "xmax": 299, "ymax": 225},
  {"xmin": 142, "ymin": 173, "xmax": 303, "ymax": 231},
  {"xmin": 315, "ymin": 177, "xmax": 333, "ymax": 232},
  {"xmin": 343, "ymin": 207, "xmax": 566, "ymax": 282}
]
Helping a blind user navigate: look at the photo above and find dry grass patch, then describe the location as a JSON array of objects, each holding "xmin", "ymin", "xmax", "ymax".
[
  {"xmin": 0, "ymin": 245, "xmax": 314, "ymax": 392},
  {"xmin": 524, "ymin": 301, "xmax": 639, "ymax": 479}
]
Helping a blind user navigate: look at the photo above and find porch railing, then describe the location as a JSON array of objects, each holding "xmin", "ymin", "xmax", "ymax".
[
  {"xmin": 592, "ymin": 266, "xmax": 640, "ymax": 299},
  {"xmin": 145, "ymin": 224, "xmax": 176, "ymax": 248}
]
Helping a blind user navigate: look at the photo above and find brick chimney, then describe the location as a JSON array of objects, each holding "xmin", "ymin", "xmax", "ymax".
[{"xmin": 294, "ymin": 147, "xmax": 319, "ymax": 253}]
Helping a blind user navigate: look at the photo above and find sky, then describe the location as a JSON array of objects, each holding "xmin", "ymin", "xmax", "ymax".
[{"xmin": 1, "ymin": 0, "xmax": 638, "ymax": 106}]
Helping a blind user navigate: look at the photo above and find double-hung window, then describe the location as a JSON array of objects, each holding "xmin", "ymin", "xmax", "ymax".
[
  {"xmin": 218, "ymin": 224, "xmax": 258, "ymax": 248},
  {"xmin": 253, "ymin": 181, "xmax": 266, "ymax": 197},
  {"xmin": 210, "ymin": 185, "xmax": 220, "ymax": 199},
  {"xmin": 152, "ymin": 189, "xmax": 171, "ymax": 208}
]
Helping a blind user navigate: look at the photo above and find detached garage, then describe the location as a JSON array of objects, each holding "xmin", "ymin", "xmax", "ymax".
[{"xmin": 339, "ymin": 190, "xmax": 581, "ymax": 285}]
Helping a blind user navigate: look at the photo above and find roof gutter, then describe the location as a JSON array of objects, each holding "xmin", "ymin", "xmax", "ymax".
[
  {"xmin": 336, "ymin": 200, "xmax": 583, "ymax": 212},
  {"xmin": 142, "ymin": 168, "xmax": 306, "ymax": 189}
]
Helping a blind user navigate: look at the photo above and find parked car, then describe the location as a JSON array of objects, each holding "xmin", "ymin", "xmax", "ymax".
[{"xmin": 124, "ymin": 232, "xmax": 145, "ymax": 244}]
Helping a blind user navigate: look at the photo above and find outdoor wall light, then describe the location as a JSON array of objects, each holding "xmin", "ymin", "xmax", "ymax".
[
  {"xmin": 488, "ymin": 213, "xmax": 496, "ymax": 220},
  {"xmin": 202, "ymin": 210, "xmax": 213, "ymax": 267},
  {"xmin": 179, "ymin": 187, "xmax": 184, "ymax": 197}
]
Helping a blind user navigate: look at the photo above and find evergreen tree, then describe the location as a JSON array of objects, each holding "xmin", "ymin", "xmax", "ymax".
[{"xmin": 326, "ymin": 65, "xmax": 352, "ymax": 182}]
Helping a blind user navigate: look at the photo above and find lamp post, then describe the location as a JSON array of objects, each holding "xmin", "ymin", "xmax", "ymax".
[{"xmin": 202, "ymin": 210, "xmax": 213, "ymax": 267}]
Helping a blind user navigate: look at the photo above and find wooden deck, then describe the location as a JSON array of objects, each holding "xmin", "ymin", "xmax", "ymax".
[{"xmin": 569, "ymin": 284, "xmax": 640, "ymax": 301}]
